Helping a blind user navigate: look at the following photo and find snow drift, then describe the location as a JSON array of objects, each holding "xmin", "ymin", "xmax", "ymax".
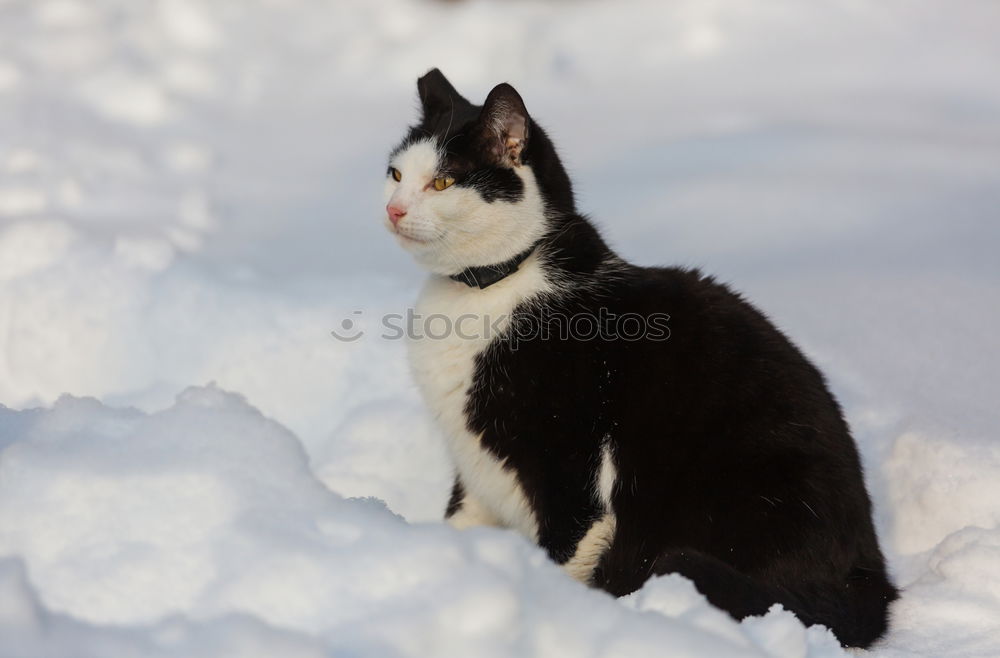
[{"xmin": 0, "ymin": 388, "xmax": 845, "ymax": 657}]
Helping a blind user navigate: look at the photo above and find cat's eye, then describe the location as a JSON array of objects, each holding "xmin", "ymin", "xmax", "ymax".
[
  {"xmin": 433, "ymin": 176, "xmax": 455, "ymax": 191},
  {"xmin": 389, "ymin": 167, "xmax": 401, "ymax": 182}
]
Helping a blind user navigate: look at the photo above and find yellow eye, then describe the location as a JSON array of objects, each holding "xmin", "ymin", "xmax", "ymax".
[
  {"xmin": 390, "ymin": 167, "xmax": 401, "ymax": 182},
  {"xmin": 433, "ymin": 176, "xmax": 455, "ymax": 191}
]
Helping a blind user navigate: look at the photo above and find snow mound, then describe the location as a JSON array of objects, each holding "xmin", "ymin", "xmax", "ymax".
[
  {"xmin": 0, "ymin": 388, "xmax": 845, "ymax": 657},
  {"xmin": 877, "ymin": 433, "xmax": 1000, "ymax": 656}
]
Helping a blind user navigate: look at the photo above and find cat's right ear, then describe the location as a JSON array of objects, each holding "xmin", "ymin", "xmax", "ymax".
[
  {"xmin": 478, "ymin": 83, "xmax": 530, "ymax": 167},
  {"xmin": 417, "ymin": 69, "xmax": 470, "ymax": 123}
]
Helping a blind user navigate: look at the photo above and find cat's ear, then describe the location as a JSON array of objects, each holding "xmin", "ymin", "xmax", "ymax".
[
  {"xmin": 478, "ymin": 83, "xmax": 530, "ymax": 167},
  {"xmin": 417, "ymin": 68, "xmax": 471, "ymax": 122}
]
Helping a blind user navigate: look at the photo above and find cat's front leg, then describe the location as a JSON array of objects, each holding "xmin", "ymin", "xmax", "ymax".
[{"xmin": 444, "ymin": 475, "xmax": 499, "ymax": 529}]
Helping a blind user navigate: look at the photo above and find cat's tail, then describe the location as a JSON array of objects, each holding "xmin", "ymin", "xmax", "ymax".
[{"xmin": 651, "ymin": 549, "xmax": 897, "ymax": 649}]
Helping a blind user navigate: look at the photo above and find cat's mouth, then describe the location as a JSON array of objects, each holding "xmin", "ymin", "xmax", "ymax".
[{"xmin": 394, "ymin": 229, "xmax": 430, "ymax": 245}]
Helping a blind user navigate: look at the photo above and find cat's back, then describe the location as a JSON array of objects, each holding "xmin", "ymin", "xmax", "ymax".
[
  {"xmin": 606, "ymin": 265, "xmax": 819, "ymax": 370},
  {"xmin": 564, "ymin": 263, "xmax": 858, "ymax": 469}
]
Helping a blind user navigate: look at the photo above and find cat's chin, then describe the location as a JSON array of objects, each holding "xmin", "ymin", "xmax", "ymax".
[
  {"xmin": 394, "ymin": 232, "xmax": 430, "ymax": 246},
  {"xmin": 407, "ymin": 247, "xmax": 476, "ymax": 279},
  {"xmin": 392, "ymin": 236, "xmax": 451, "ymax": 275}
]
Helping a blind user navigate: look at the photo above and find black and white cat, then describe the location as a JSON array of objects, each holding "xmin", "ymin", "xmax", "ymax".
[{"xmin": 384, "ymin": 69, "xmax": 897, "ymax": 648}]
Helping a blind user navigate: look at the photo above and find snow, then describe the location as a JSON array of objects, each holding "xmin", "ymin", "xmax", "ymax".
[
  {"xmin": 0, "ymin": 386, "xmax": 845, "ymax": 658},
  {"xmin": 0, "ymin": 0, "xmax": 998, "ymax": 656}
]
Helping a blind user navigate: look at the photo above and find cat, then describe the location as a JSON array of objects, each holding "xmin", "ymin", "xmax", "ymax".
[{"xmin": 384, "ymin": 68, "xmax": 897, "ymax": 648}]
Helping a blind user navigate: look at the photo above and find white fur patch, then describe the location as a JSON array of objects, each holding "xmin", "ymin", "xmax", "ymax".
[
  {"xmin": 409, "ymin": 253, "xmax": 554, "ymax": 542},
  {"xmin": 563, "ymin": 513, "xmax": 616, "ymax": 583},
  {"xmin": 597, "ymin": 442, "xmax": 616, "ymax": 511},
  {"xmin": 385, "ymin": 138, "xmax": 548, "ymax": 277},
  {"xmin": 392, "ymin": 138, "xmax": 440, "ymax": 181},
  {"xmin": 446, "ymin": 494, "xmax": 499, "ymax": 530},
  {"xmin": 384, "ymin": 139, "xmax": 442, "ymax": 243}
]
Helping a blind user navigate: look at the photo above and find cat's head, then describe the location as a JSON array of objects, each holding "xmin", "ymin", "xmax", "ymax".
[{"xmin": 384, "ymin": 69, "xmax": 573, "ymax": 276}]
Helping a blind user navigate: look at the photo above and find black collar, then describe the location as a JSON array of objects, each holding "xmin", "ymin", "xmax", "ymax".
[{"xmin": 449, "ymin": 244, "xmax": 538, "ymax": 289}]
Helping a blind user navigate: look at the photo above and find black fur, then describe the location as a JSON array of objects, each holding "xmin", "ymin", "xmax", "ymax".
[
  {"xmin": 403, "ymin": 69, "xmax": 897, "ymax": 648},
  {"xmin": 445, "ymin": 478, "xmax": 465, "ymax": 518}
]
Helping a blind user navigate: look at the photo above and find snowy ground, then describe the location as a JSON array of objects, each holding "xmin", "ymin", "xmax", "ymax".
[{"xmin": 1, "ymin": 0, "xmax": 999, "ymax": 656}]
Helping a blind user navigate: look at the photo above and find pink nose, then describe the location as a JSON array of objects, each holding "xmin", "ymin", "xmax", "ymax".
[{"xmin": 387, "ymin": 204, "xmax": 406, "ymax": 226}]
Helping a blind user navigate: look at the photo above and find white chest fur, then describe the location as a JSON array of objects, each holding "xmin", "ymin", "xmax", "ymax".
[{"xmin": 408, "ymin": 255, "xmax": 552, "ymax": 541}]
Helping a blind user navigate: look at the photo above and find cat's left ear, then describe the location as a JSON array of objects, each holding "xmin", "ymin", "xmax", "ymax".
[
  {"xmin": 417, "ymin": 68, "xmax": 471, "ymax": 123},
  {"xmin": 478, "ymin": 83, "xmax": 530, "ymax": 167}
]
